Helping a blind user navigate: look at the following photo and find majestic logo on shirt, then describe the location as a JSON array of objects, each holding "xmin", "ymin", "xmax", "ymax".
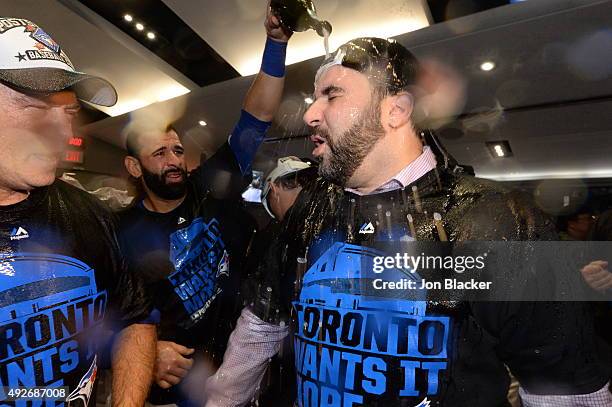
[
  {"xmin": 0, "ymin": 253, "xmax": 106, "ymax": 401},
  {"xmin": 293, "ymin": 242, "xmax": 450, "ymax": 406},
  {"xmin": 168, "ymin": 217, "xmax": 227, "ymax": 328},
  {"xmin": 415, "ymin": 398, "xmax": 431, "ymax": 407},
  {"xmin": 358, "ymin": 222, "xmax": 375, "ymax": 235},
  {"xmin": 9, "ymin": 227, "xmax": 29, "ymax": 241}
]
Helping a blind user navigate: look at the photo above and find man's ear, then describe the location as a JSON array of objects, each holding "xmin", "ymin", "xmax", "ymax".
[
  {"xmin": 386, "ymin": 92, "xmax": 414, "ymax": 129},
  {"xmin": 124, "ymin": 156, "xmax": 142, "ymax": 178},
  {"xmin": 270, "ymin": 182, "xmax": 281, "ymax": 197}
]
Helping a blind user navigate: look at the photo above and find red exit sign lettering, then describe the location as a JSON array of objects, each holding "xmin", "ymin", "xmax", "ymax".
[
  {"xmin": 68, "ymin": 136, "xmax": 84, "ymax": 147},
  {"xmin": 64, "ymin": 150, "xmax": 84, "ymax": 164}
]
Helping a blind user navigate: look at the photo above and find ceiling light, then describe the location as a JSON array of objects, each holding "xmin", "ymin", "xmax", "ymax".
[
  {"xmin": 147, "ymin": 32, "xmax": 156, "ymax": 40},
  {"xmin": 304, "ymin": 97, "xmax": 314, "ymax": 104},
  {"xmin": 135, "ymin": 23, "xmax": 144, "ymax": 31},
  {"xmin": 199, "ymin": 120, "xmax": 207, "ymax": 127},
  {"xmin": 486, "ymin": 140, "xmax": 513, "ymax": 158},
  {"xmin": 124, "ymin": 14, "xmax": 133, "ymax": 22},
  {"xmin": 480, "ymin": 61, "xmax": 496, "ymax": 71}
]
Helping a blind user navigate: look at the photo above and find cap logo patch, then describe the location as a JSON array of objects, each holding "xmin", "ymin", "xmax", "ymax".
[{"xmin": 27, "ymin": 26, "xmax": 61, "ymax": 54}]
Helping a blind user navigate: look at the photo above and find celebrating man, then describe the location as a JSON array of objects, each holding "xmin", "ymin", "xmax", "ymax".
[
  {"xmin": 0, "ymin": 17, "xmax": 156, "ymax": 406},
  {"xmin": 206, "ymin": 38, "xmax": 612, "ymax": 406},
  {"xmin": 117, "ymin": 7, "xmax": 296, "ymax": 407}
]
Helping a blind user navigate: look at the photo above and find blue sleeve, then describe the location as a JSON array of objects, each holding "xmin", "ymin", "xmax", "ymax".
[{"xmin": 228, "ymin": 109, "xmax": 271, "ymax": 175}]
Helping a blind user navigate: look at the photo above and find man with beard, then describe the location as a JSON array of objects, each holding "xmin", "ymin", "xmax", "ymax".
[
  {"xmin": 204, "ymin": 38, "xmax": 612, "ymax": 406},
  {"xmin": 117, "ymin": 8, "xmax": 295, "ymax": 407},
  {"xmin": 0, "ymin": 17, "xmax": 156, "ymax": 406}
]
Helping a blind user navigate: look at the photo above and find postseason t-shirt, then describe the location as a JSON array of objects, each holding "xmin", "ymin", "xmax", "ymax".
[
  {"xmin": 250, "ymin": 172, "xmax": 610, "ymax": 407},
  {"xmin": 118, "ymin": 143, "xmax": 257, "ymax": 404},
  {"xmin": 0, "ymin": 180, "xmax": 151, "ymax": 407}
]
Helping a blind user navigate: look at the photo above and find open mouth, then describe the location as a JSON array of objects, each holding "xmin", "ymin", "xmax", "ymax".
[
  {"xmin": 164, "ymin": 171, "xmax": 184, "ymax": 182},
  {"xmin": 310, "ymin": 134, "xmax": 327, "ymax": 156}
]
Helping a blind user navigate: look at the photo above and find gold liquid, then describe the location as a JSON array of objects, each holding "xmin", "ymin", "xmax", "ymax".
[{"xmin": 323, "ymin": 26, "xmax": 330, "ymax": 58}]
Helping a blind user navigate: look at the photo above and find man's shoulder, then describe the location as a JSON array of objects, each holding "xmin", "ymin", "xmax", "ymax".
[
  {"xmin": 50, "ymin": 180, "xmax": 123, "ymax": 241},
  {"xmin": 53, "ymin": 180, "xmax": 113, "ymax": 215},
  {"xmin": 116, "ymin": 201, "xmax": 142, "ymax": 221},
  {"xmin": 448, "ymin": 172, "xmax": 556, "ymax": 240},
  {"xmin": 451, "ymin": 172, "xmax": 532, "ymax": 209},
  {"xmin": 453, "ymin": 172, "xmax": 508, "ymax": 198}
]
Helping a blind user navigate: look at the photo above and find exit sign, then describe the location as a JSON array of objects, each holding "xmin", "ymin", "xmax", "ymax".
[
  {"xmin": 64, "ymin": 150, "xmax": 84, "ymax": 164},
  {"xmin": 62, "ymin": 136, "xmax": 85, "ymax": 166}
]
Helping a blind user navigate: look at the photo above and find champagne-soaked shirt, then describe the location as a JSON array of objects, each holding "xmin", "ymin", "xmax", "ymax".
[
  {"xmin": 0, "ymin": 180, "xmax": 151, "ymax": 407},
  {"xmin": 249, "ymin": 170, "xmax": 611, "ymax": 407}
]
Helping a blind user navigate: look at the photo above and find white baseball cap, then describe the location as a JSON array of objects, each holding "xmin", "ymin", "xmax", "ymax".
[
  {"xmin": 0, "ymin": 17, "xmax": 117, "ymax": 106},
  {"xmin": 262, "ymin": 156, "xmax": 313, "ymax": 218}
]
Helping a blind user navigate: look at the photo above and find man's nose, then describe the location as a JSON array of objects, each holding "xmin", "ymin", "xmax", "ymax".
[
  {"xmin": 303, "ymin": 98, "xmax": 323, "ymax": 127},
  {"xmin": 48, "ymin": 107, "xmax": 74, "ymax": 144},
  {"xmin": 166, "ymin": 151, "xmax": 182, "ymax": 166}
]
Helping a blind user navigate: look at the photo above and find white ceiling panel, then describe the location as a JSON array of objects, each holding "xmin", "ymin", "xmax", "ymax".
[{"xmin": 162, "ymin": 0, "xmax": 432, "ymax": 75}]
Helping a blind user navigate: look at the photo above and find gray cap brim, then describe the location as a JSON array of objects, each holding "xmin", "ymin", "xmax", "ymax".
[{"xmin": 0, "ymin": 67, "xmax": 117, "ymax": 107}]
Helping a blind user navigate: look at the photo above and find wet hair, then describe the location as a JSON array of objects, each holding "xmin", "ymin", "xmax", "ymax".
[
  {"xmin": 125, "ymin": 123, "xmax": 179, "ymax": 158},
  {"xmin": 320, "ymin": 37, "xmax": 420, "ymax": 95},
  {"xmin": 274, "ymin": 166, "xmax": 318, "ymax": 190}
]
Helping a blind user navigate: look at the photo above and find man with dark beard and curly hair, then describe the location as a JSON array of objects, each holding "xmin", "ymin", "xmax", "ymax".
[{"xmin": 117, "ymin": 8, "xmax": 299, "ymax": 407}]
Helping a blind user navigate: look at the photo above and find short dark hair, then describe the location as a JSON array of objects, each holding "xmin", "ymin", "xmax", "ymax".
[{"xmin": 324, "ymin": 37, "xmax": 420, "ymax": 95}]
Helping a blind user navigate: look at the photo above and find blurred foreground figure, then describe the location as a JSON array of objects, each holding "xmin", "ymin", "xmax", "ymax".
[
  {"xmin": 0, "ymin": 17, "xmax": 156, "ymax": 406},
  {"xmin": 206, "ymin": 37, "xmax": 612, "ymax": 406},
  {"xmin": 261, "ymin": 156, "xmax": 317, "ymax": 221},
  {"xmin": 242, "ymin": 157, "xmax": 318, "ymax": 405},
  {"xmin": 117, "ymin": 7, "xmax": 296, "ymax": 407}
]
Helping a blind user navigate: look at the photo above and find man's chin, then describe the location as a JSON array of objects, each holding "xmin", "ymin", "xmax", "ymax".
[
  {"xmin": 159, "ymin": 182, "xmax": 187, "ymax": 199},
  {"xmin": 29, "ymin": 172, "xmax": 57, "ymax": 188}
]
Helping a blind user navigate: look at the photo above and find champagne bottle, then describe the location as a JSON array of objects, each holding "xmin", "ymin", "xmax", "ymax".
[{"xmin": 270, "ymin": 0, "xmax": 332, "ymax": 37}]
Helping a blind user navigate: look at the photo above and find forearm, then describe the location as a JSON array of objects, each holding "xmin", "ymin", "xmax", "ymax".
[
  {"xmin": 205, "ymin": 307, "xmax": 288, "ymax": 407},
  {"xmin": 111, "ymin": 323, "xmax": 157, "ymax": 407},
  {"xmin": 242, "ymin": 38, "xmax": 287, "ymax": 122}
]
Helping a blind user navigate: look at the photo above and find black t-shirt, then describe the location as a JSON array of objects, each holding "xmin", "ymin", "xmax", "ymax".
[
  {"xmin": 249, "ymin": 170, "xmax": 611, "ymax": 407},
  {"xmin": 0, "ymin": 180, "xmax": 151, "ymax": 407},
  {"xmin": 117, "ymin": 143, "xmax": 257, "ymax": 403},
  {"xmin": 590, "ymin": 209, "xmax": 612, "ymax": 241}
]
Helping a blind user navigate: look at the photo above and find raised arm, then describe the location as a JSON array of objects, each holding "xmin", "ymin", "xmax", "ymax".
[
  {"xmin": 195, "ymin": 8, "xmax": 292, "ymax": 198},
  {"xmin": 227, "ymin": 8, "xmax": 292, "ymax": 175}
]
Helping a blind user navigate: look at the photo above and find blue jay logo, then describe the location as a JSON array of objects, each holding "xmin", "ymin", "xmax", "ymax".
[{"xmin": 67, "ymin": 356, "xmax": 97, "ymax": 406}]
